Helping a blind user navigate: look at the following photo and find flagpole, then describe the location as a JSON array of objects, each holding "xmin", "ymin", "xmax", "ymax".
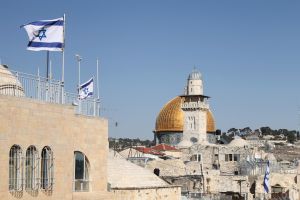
[
  {"xmin": 50, "ymin": 59, "xmax": 52, "ymax": 80},
  {"xmin": 61, "ymin": 13, "xmax": 66, "ymax": 104},
  {"xmin": 76, "ymin": 54, "xmax": 82, "ymax": 113},
  {"xmin": 96, "ymin": 58, "xmax": 100, "ymax": 116},
  {"xmin": 46, "ymin": 51, "xmax": 50, "ymax": 79},
  {"xmin": 96, "ymin": 58, "xmax": 100, "ymax": 100}
]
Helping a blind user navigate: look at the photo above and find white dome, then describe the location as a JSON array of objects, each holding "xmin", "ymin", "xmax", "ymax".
[
  {"xmin": 228, "ymin": 136, "xmax": 249, "ymax": 147},
  {"xmin": 188, "ymin": 69, "xmax": 202, "ymax": 80},
  {"xmin": 0, "ymin": 65, "xmax": 24, "ymax": 97}
]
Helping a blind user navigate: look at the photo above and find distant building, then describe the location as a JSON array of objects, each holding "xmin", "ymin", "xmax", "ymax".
[
  {"xmin": 149, "ymin": 69, "xmax": 300, "ymax": 200},
  {"xmin": 153, "ymin": 69, "xmax": 216, "ymax": 146},
  {"xmin": 107, "ymin": 151, "xmax": 181, "ymax": 200}
]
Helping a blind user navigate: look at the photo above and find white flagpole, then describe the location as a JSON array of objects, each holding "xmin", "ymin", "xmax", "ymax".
[
  {"xmin": 61, "ymin": 13, "xmax": 66, "ymax": 104},
  {"xmin": 46, "ymin": 51, "xmax": 50, "ymax": 80},
  {"xmin": 96, "ymin": 58, "xmax": 100, "ymax": 116},
  {"xmin": 50, "ymin": 60, "xmax": 52, "ymax": 80},
  {"xmin": 50, "ymin": 59, "xmax": 53, "ymax": 102},
  {"xmin": 97, "ymin": 58, "xmax": 100, "ymax": 99},
  {"xmin": 76, "ymin": 54, "xmax": 82, "ymax": 113},
  {"xmin": 37, "ymin": 67, "xmax": 40, "ymax": 100}
]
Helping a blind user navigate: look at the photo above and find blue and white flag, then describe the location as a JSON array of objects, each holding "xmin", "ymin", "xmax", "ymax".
[
  {"xmin": 78, "ymin": 78, "xmax": 93, "ymax": 100},
  {"xmin": 263, "ymin": 160, "xmax": 270, "ymax": 193},
  {"xmin": 21, "ymin": 17, "xmax": 64, "ymax": 51}
]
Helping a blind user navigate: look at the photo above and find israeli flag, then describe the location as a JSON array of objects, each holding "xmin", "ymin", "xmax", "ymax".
[
  {"xmin": 263, "ymin": 160, "xmax": 270, "ymax": 193},
  {"xmin": 78, "ymin": 78, "xmax": 93, "ymax": 100},
  {"xmin": 21, "ymin": 17, "xmax": 64, "ymax": 51}
]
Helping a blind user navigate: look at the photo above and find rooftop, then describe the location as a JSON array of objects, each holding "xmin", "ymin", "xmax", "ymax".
[
  {"xmin": 107, "ymin": 151, "xmax": 172, "ymax": 189},
  {"xmin": 0, "ymin": 64, "xmax": 100, "ymax": 117}
]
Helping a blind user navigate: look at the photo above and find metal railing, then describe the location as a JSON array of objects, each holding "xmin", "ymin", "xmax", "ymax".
[
  {"xmin": 239, "ymin": 160, "xmax": 298, "ymax": 176},
  {"xmin": 0, "ymin": 69, "xmax": 100, "ymax": 117}
]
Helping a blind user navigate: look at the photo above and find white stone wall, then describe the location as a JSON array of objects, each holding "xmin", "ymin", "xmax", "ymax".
[
  {"xmin": 111, "ymin": 186, "xmax": 181, "ymax": 200},
  {"xmin": 187, "ymin": 79, "xmax": 203, "ymax": 95},
  {"xmin": 182, "ymin": 105, "xmax": 207, "ymax": 144},
  {"xmin": 0, "ymin": 95, "xmax": 112, "ymax": 200},
  {"xmin": 255, "ymin": 173, "xmax": 299, "ymax": 200}
]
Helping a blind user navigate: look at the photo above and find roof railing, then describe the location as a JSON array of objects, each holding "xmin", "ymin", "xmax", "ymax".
[{"xmin": 0, "ymin": 69, "xmax": 100, "ymax": 117}]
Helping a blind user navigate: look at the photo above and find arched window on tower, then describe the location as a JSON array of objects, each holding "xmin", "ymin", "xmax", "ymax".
[
  {"xmin": 74, "ymin": 151, "xmax": 90, "ymax": 192},
  {"xmin": 25, "ymin": 146, "xmax": 39, "ymax": 191},
  {"xmin": 41, "ymin": 146, "xmax": 54, "ymax": 190},
  {"xmin": 9, "ymin": 145, "xmax": 23, "ymax": 191}
]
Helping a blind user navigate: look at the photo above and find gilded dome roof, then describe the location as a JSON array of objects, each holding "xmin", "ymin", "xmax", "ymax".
[
  {"xmin": 206, "ymin": 110, "xmax": 216, "ymax": 133},
  {"xmin": 155, "ymin": 96, "xmax": 216, "ymax": 133},
  {"xmin": 155, "ymin": 97, "xmax": 183, "ymax": 132}
]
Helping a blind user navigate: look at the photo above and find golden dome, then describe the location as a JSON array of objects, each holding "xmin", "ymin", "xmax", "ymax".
[
  {"xmin": 206, "ymin": 109, "xmax": 216, "ymax": 133},
  {"xmin": 155, "ymin": 97, "xmax": 183, "ymax": 132},
  {"xmin": 155, "ymin": 96, "xmax": 216, "ymax": 133}
]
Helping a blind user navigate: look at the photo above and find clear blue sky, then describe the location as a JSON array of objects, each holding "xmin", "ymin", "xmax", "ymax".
[{"xmin": 1, "ymin": 1, "xmax": 300, "ymax": 139}]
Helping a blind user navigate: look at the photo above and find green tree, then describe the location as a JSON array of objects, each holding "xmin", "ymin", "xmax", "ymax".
[{"xmin": 287, "ymin": 132, "xmax": 296, "ymax": 144}]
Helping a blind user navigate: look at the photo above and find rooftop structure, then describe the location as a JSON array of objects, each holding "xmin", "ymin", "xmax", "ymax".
[
  {"xmin": 0, "ymin": 64, "xmax": 100, "ymax": 117},
  {"xmin": 153, "ymin": 69, "xmax": 216, "ymax": 146}
]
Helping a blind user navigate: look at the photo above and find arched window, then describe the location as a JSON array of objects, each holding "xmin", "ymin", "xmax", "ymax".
[
  {"xmin": 41, "ymin": 146, "xmax": 54, "ymax": 190},
  {"xmin": 25, "ymin": 146, "xmax": 39, "ymax": 191},
  {"xmin": 9, "ymin": 145, "xmax": 23, "ymax": 191},
  {"xmin": 74, "ymin": 151, "xmax": 89, "ymax": 192}
]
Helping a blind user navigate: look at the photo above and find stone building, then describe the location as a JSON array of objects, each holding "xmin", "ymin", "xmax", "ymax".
[
  {"xmin": 0, "ymin": 65, "xmax": 111, "ymax": 199},
  {"xmin": 153, "ymin": 69, "xmax": 216, "ymax": 146},
  {"xmin": 148, "ymin": 69, "xmax": 300, "ymax": 200},
  {"xmin": 108, "ymin": 151, "xmax": 181, "ymax": 200}
]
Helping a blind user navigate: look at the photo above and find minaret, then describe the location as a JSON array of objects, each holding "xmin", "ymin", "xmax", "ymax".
[{"xmin": 180, "ymin": 69, "xmax": 209, "ymax": 145}]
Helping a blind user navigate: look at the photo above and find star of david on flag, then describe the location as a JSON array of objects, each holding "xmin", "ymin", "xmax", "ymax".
[
  {"xmin": 263, "ymin": 160, "xmax": 270, "ymax": 193},
  {"xmin": 21, "ymin": 17, "xmax": 64, "ymax": 51},
  {"xmin": 78, "ymin": 78, "xmax": 94, "ymax": 100}
]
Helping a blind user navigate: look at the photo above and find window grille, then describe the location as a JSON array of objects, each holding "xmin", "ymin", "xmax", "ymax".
[
  {"xmin": 234, "ymin": 154, "xmax": 240, "ymax": 162},
  {"xmin": 25, "ymin": 146, "xmax": 39, "ymax": 191},
  {"xmin": 74, "ymin": 151, "xmax": 89, "ymax": 192},
  {"xmin": 41, "ymin": 146, "xmax": 54, "ymax": 190},
  {"xmin": 9, "ymin": 145, "xmax": 23, "ymax": 191}
]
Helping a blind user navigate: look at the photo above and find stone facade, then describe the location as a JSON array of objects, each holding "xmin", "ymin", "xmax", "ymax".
[
  {"xmin": 0, "ymin": 95, "xmax": 111, "ymax": 199},
  {"xmin": 108, "ymin": 151, "xmax": 181, "ymax": 200},
  {"xmin": 111, "ymin": 187, "xmax": 181, "ymax": 200}
]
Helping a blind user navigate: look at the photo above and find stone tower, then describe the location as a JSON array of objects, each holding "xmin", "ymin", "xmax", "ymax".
[{"xmin": 180, "ymin": 69, "xmax": 209, "ymax": 145}]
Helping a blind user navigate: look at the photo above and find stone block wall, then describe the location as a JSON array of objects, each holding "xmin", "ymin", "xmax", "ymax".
[
  {"xmin": 0, "ymin": 95, "xmax": 111, "ymax": 200},
  {"xmin": 111, "ymin": 186, "xmax": 181, "ymax": 200}
]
